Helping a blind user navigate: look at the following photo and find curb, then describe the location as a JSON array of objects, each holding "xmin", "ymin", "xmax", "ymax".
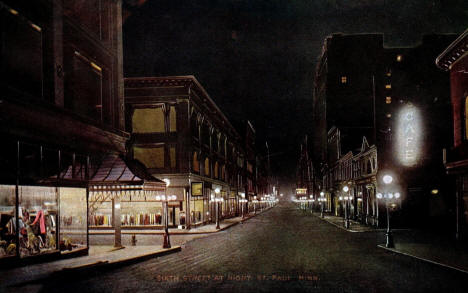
[
  {"xmin": 377, "ymin": 244, "xmax": 468, "ymax": 275},
  {"xmin": 62, "ymin": 246, "xmax": 182, "ymax": 272},
  {"xmin": 312, "ymin": 213, "xmax": 363, "ymax": 233},
  {"xmin": 5, "ymin": 246, "xmax": 182, "ymax": 289}
]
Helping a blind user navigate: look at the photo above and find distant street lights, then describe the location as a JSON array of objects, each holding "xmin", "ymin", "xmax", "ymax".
[
  {"xmin": 319, "ymin": 191, "xmax": 326, "ymax": 218},
  {"xmin": 377, "ymin": 174, "xmax": 400, "ymax": 248}
]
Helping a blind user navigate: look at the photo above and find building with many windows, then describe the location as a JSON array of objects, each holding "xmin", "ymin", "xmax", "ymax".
[
  {"xmin": 312, "ymin": 33, "xmax": 456, "ymax": 229},
  {"xmin": 124, "ymin": 76, "xmax": 264, "ymax": 229},
  {"xmin": 0, "ymin": 0, "xmax": 166, "ymax": 264}
]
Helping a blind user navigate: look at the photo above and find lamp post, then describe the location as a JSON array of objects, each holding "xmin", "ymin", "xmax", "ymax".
[
  {"xmin": 159, "ymin": 178, "xmax": 175, "ymax": 249},
  {"xmin": 214, "ymin": 188, "xmax": 223, "ymax": 229},
  {"xmin": 320, "ymin": 191, "xmax": 325, "ymax": 218},
  {"xmin": 342, "ymin": 186, "xmax": 350, "ymax": 229},
  {"xmin": 377, "ymin": 174, "xmax": 400, "ymax": 248},
  {"xmin": 253, "ymin": 196, "xmax": 257, "ymax": 214},
  {"xmin": 240, "ymin": 198, "xmax": 247, "ymax": 219}
]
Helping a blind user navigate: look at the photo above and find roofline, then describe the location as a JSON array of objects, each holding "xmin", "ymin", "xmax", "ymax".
[
  {"xmin": 124, "ymin": 75, "xmax": 241, "ymax": 139},
  {"xmin": 435, "ymin": 28, "xmax": 468, "ymax": 71}
]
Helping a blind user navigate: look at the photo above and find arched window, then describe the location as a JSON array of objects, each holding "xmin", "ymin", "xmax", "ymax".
[
  {"xmin": 214, "ymin": 161, "xmax": 219, "ymax": 178},
  {"xmin": 193, "ymin": 152, "xmax": 200, "ymax": 173},
  {"xmin": 204, "ymin": 158, "xmax": 210, "ymax": 177}
]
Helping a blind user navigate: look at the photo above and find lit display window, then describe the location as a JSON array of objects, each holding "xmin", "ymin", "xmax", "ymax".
[
  {"xmin": 341, "ymin": 76, "xmax": 347, "ymax": 84},
  {"xmin": 386, "ymin": 97, "xmax": 392, "ymax": 104},
  {"xmin": 385, "ymin": 84, "xmax": 392, "ymax": 89}
]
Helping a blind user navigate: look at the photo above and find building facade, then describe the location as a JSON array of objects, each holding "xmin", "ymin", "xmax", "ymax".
[
  {"xmin": 0, "ymin": 0, "xmax": 144, "ymax": 263},
  {"xmin": 312, "ymin": 33, "xmax": 455, "ymax": 228},
  {"xmin": 124, "ymin": 76, "xmax": 266, "ymax": 229},
  {"xmin": 436, "ymin": 29, "xmax": 468, "ymax": 240}
]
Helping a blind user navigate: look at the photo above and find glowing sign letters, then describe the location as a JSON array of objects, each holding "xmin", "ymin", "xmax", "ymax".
[{"xmin": 397, "ymin": 104, "xmax": 421, "ymax": 166}]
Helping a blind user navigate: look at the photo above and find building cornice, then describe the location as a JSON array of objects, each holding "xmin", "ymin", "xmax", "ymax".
[{"xmin": 436, "ymin": 29, "xmax": 468, "ymax": 71}]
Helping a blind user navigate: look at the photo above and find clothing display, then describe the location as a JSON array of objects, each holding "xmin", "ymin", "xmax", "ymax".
[{"xmin": 121, "ymin": 213, "xmax": 162, "ymax": 226}]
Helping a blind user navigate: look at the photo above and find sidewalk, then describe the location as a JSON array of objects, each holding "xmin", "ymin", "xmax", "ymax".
[
  {"xmin": 0, "ymin": 245, "xmax": 181, "ymax": 290},
  {"xmin": 378, "ymin": 229, "xmax": 468, "ymax": 274},
  {"xmin": 314, "ymin": 211, "xmax": 468, "ymax": 275},
  {"xmin": 89, "ymin": 213, "xmax": 255, "ymax": 236},
  {"xmin": 312, "ymin": 212, "xmax": 377, "ymax": 232},
  {"xmin": 0, "ymin": 207, "xmax": 272, "ymax": 291}
]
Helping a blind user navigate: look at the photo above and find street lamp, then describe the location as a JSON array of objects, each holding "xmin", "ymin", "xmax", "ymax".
[
  {"xmin": 377, "ymin": 174, "xmax": 400, "ymax": 248},
  {"xmin": 319, "ymin": 191, "xmax": 325, "ymax": 218},
  {"xmin": 214, "ymin": 188, "xmax": 223, "ymax": 229},
  {"xmin": 158, "ymin": 178, "xmax": 175, "ymax": 249},
  {"xmin": 253, "ymin": 196, "xmax": 257, "ymax": 214},
  {"xmin": 342, "ymin": 186, "xmax": 350, "ymax": 229}
]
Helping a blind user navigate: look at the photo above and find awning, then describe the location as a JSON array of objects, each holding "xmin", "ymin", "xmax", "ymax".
[{"xmin": 87, "ymin": 155, "xmax": 166, "ymax": 192}]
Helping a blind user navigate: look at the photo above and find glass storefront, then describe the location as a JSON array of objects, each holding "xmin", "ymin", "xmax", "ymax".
[
  {"xmin": 0, "ymin": 185, "xmax": 16, "ymax": 259},
  {"xmin": 59, "ymin": 187, "xmax": 87, "ymax": 252},
  {"xmin": 89, "ymin": 190, "xmax": 166, "ymax": 228},
  {"xmin": 0, "ymin": 185, "xmax": 88, "ymax": 260},
  {"xmin": 18, "ymin": 186, "xmax": 58, "ymax": 258}
]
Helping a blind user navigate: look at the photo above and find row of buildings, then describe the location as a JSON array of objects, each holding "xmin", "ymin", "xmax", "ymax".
[
  {"xmin": 297, "ymin": 30, "xmax": 468, "ymax": 237},
  {"xmin": 0, "ymin": 0, "xmax": 274, "ymax": 265}
]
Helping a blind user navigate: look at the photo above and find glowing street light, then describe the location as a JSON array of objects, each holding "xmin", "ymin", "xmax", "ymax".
[
  {"xmin": 380, "ymin": 173, "xmax": 401, "ymax": 248},
  {"xmin": 342, "ymin": 186, "xmax": 351, "ymax": 229}
]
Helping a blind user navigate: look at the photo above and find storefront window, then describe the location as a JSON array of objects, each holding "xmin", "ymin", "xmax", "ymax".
[
  {"xmin": 18, "ymin": 186, "xmax": 58, "ymax": 258},
  {"xmin": 0, "ymin": 185, "xmax": 16, "ymax": 259},
  {"xmin": 59, "ymin": 187, "xmax": 87, "ymax": 252}
]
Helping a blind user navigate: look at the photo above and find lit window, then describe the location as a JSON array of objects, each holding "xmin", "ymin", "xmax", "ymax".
[
  {"xmin": 396, "ymin": 55, "xmax": 403, "ymax": 62},
  {"xmin": 386, "ymin": 113, "xmax": 392, "ymax": 118},
  {"xmin": 386, "ymin": 71, "xmax": 392, "ymax": 77},
  {"xmin": 386, "ymin": 97, "xmax": 392, "ymax": 104},
  {"xmin": 385, "ymin": 84, "xmax": 392, "ymax": 89},
  {"xmin": 341, "ymin": 76, "xmax": 347, "ymax": 84}
]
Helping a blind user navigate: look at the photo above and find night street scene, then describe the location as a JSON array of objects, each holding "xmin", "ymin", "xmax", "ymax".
[{"xmin": 0, "ymin": 1, "xmax": 467, "ymax": 293}]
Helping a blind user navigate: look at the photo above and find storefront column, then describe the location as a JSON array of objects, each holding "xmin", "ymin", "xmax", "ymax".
[{"xmin": 112, "ymin": 195, "xmax": 122, "ymax": 248}]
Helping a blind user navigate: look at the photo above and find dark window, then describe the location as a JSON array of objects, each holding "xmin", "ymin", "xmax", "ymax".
[{"xmin": 1, "ymin": 7, "xmax": 43, "ymax": 98}]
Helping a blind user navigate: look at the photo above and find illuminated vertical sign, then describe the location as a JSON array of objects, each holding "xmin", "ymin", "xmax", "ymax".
[{"xmin": 397, "ymin": 104, "xmax": 421, "ymax": 166}]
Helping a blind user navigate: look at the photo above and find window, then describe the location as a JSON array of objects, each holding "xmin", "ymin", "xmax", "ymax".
[
  {"xmin": 204, "ymin": 158, "xmax": 210, "ymax": 177},
  {"xmin": 193, "ymin": 152, "xmax": 200, "ymax": 173},
  {"xmin": 169, "ymin": 106, "xmax": 177, "ymax": 132},
  {"xmin": 386, "ymin": 113, "xmax": 392, "ymax": 118},
  {"xmin": 1, "ymin": 6, "xmax": 43, "ymax": 98},
  {"xmin": 341, "ymin": 76, "xmax": 347, "ymax": 84},
  {"xmin": 386, "ymin": 71, "xmax": 392, "ymax": 77},
  {"xmin": 214, "ymin": 161, "xmax": 219, "ymax": 178},
  {"xmin": 170, "ymin": 146, "xmax": 176, "ymax": 169},
  {"xmin": 132, "ymin": 108, "xmax": 165, "ymax": 133},
  {"xmin": 133, "ymin": 146, "xmax": 164, "ymax": 168},
  {"xmin": 386, "ymin": 97, "xmax": 392, "ymax": 104},
  {"xmin": 385, "ymin": 84, "xmax": 392, "ymax": 89},
  {"xmin": 396, "ymin": 55, "xmax": 403, "ymax": 62}
]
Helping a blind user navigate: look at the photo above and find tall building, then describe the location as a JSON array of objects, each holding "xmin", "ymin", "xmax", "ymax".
[
  {"xmin": 0, "ymin": 0, "xmax": 166, "ymax": 264},
  {"xmin": 436, "ymin": 29, "xmax": 468, "ymax": 239},
  {"xmin": 124, "ymin": 76, "xmax": 264, "ymax": 229},
  {"xmin": 312, "ymin": 33, "xmax": 456, "ymax": 228}
]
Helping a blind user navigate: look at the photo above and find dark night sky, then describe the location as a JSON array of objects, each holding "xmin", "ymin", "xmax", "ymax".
[{"xmin": 122, "ymin": 0, "xmax": 467, "ymax": 181}]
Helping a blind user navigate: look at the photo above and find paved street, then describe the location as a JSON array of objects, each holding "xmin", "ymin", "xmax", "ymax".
[{"xmin": 20, "ymin": 202, "xmax": 467, "ymax": 293}]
